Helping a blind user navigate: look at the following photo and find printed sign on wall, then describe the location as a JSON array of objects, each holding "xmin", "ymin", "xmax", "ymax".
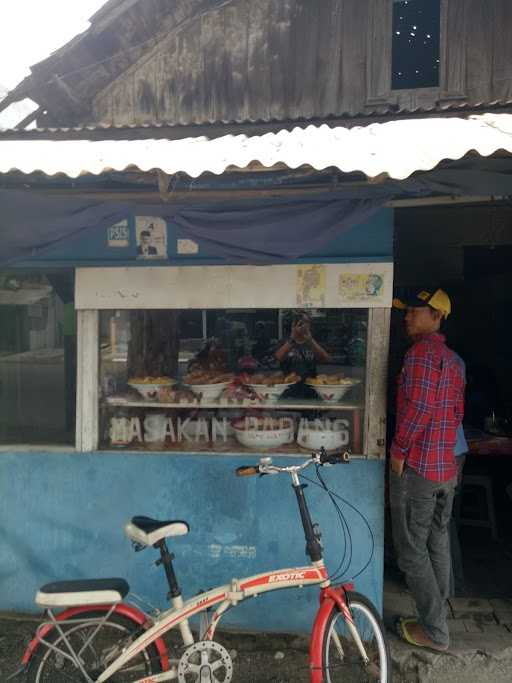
[
  {"xmin": 177, "ymin": 238, "xmax": 199, "ymax": 255},
  {"xmin": 296, "ymin": 265, "xmax": 326, "ymax": 308},
  {"xmin": 338, "ymin": 272, "xmax": 385, "ymax": 303},
  {"xmin": 135, "ymin": 217, "xmax": 167, "ymax": 259},
  {"xmin": 107, "ymin": 220, "xmax": 130, "ymax": 248}
]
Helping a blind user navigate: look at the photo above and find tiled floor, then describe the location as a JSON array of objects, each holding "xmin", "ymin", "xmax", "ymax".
[{"xmin": 384, "ymin": 576, "xmax": 512, "ymax": 681}]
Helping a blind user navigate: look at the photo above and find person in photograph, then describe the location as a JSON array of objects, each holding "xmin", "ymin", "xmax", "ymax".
[
  {"xmin": 137, "ymin": 230, "xmax": 158, "ymax": 256},
  {"xmin": 274, "ymin": 311, "xmax": 331, "ymax": 398}
]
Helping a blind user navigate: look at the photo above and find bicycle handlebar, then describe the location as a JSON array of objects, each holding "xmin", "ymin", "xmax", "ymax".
[
  {"xmin": 236, "ymin": 466, "xmax": 260, "ymax": 477},
  {"xmin": 235, "ymin": 448, "xmax": 350, "ymax": 477},
  {"xmin": 321, "ymin": 449, "xmax": 350, "ymax": 465}
]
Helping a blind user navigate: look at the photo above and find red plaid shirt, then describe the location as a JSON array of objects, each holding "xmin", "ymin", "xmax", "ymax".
[{"xmin": 390, "ymin": 333, "xmax": 465, "ymax": 482}]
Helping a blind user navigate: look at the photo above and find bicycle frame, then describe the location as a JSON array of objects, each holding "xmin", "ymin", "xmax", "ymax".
[{"xmin": 97, "ymin": 561, "xmax": 329, "ymax": 682}]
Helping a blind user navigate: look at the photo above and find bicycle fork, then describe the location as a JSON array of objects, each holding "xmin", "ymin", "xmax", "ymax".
[
  {"xmin": 329, "ymin": 588, "xmax": 370, "ymax": 665},
  {"xmin": 309, "ymin": 585, "xmax": 371, "ymax": 683}
]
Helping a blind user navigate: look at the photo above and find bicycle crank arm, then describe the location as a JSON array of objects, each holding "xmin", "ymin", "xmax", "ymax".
[{"xmin": 131, "ymin": 669, "xmax": 178, "ymax": 682}]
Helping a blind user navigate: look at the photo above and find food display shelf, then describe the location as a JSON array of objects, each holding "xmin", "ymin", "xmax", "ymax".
[{"xmin": 105, "ymin": 398, "xmax": 363, "ymax": 411}]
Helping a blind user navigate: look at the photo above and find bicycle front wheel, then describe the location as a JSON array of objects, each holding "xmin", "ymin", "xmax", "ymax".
[
  {"xmin": 322, "ymin": 591, "xmax": 391, "ymax": 683},
  {"xmin": 26, "ymin": 610, "xmax": 164, "ymax": 682}
]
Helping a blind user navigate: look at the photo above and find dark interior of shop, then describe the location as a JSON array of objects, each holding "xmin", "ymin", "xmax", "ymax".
[{"xmin": 387, "ymin": 203, "xmax": 512, "ymax": 598}]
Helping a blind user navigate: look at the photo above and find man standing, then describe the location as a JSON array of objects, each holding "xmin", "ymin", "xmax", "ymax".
[{"xmin": 390, "ymin": 289, "xmax": 465, "ymax": 652}]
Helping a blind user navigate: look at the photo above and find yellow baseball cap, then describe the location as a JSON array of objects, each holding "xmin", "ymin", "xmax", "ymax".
[{"xmin": 393, "ymin": 289, "xmax": 451, "ymax": 319}]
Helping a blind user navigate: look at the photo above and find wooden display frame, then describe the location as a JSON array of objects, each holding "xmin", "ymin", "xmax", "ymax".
[{"xmin": 77, "ymin": 309, "xmax": 388, "ymax": 458}]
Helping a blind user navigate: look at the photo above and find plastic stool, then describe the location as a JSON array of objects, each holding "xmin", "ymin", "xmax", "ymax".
[{"xmin": 458, "ymin": 474, "xmax": 499, "ymax": 540}]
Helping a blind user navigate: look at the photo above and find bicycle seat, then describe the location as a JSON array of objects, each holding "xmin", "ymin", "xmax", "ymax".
[
  {"xmin": 125, "ymin": 516, "xmax": 190, "ymax": 546},
  {"xmin": 36, "ymin": 578, "xmax": 129, "ymax": 608}
]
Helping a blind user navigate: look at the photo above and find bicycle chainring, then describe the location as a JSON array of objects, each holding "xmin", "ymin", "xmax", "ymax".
[{"xmin": 177, "ymin": 640, "xmax": 233, "ymax": 683}]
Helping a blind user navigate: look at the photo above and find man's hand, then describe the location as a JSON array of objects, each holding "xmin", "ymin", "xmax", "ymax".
[{"xmin": 390, "ymin": 456, "xmax": 405, "ymax": 477}]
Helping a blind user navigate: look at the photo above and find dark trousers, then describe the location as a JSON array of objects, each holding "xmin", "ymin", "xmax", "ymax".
[
  {"xmin": 449, "ymin": 455, "xmax": 466, "ymax": 596},
  {"xmin": 390, "ymin": 466, "xmax": 456, "ymax": 646}
]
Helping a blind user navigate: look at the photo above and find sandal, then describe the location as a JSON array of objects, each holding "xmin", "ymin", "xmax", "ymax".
[
  {"xmin": 397, "ymin": 617, "xmax": 449, "ymax": 653},
  {"xmin": 392, "ymin": 614, "xmax": 415, "ymax": 636}
]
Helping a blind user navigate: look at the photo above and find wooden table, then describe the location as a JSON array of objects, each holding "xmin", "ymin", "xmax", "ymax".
[{"xmin": 468, "ymin": 435, "xmax": 512, "ymax": 457}]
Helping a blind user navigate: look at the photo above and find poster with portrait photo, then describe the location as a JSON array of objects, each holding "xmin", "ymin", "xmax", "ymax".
[{"xmin": 135, "ymin": 217, "xmax": 167, "ymax": 259}]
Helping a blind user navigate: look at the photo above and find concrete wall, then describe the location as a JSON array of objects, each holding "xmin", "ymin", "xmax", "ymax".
[{"xmin": 0, "ymin": 452, "xmax": 384, "ymax": 633}]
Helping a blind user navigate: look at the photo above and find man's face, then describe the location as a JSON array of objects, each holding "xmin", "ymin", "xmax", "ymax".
[
  {"xmin": 405, "ymin": 306, "xmax": 440, "ymax": 338},
  {"xmin": 141, "ymin": 234, "xmax": 150, "ymax": 245}
]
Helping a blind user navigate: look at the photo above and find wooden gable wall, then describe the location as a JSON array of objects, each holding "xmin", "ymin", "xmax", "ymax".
[{"xmin": 91, "ymin": 0, "xmax": 512, "ymax": 127}]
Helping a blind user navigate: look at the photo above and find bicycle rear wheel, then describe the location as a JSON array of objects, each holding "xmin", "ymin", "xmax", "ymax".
[
  {"xmin": 322, "ymin": 591, "xmax": 391, "ymax": 683},
  {"xmin": 26, "ymin": 610, "xmax": 163, "ymax": 682}
]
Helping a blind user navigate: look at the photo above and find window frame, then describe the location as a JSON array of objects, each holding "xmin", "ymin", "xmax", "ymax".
[
  {"xmin": 0, "ymin": 269, "xmax": 76, "ymax": 449},
  {"xmin": 76, "ymin": 306, "xmax": 389, "ymax": 459},
  {"xmin": 75, "ymin": 264, "xmax": 392, "ymax": 458},
  {"xmin": 76, "ymin": 310, "xmax": 99, "ymax": 452},
  {"xmin": 366, "ymin": 0, "xmax": 467, "ymax": 107}
]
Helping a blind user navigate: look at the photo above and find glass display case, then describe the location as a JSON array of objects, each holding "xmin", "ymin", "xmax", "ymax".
[
  {"xmin": 75, "ymin": 263, "xmax": 392, "ymax": 456},
  {"xmin": 99, "ymin": 307, "xmax": 368, "ymax": 454}
]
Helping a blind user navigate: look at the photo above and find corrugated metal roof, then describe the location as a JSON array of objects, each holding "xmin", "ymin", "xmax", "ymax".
[
  {"xmin": 1, "ymin": 113, "xmax": 511, "ymax": 181},
  {"xmin": 0, "ymin": 86, "xmax": 38, "ymax": 130},
  {"xmin": 2, "ymin": 99, "xmax": 512, "ymax": 139}
]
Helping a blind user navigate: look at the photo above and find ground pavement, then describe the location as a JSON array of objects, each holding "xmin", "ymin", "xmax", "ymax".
[
  {"xmin": 383, "ymin": 577, "xmax": 512, "ymax": 682},
  {"xmin": 2, "ymin": 589, "xmax": 512, "ymax": 682}
]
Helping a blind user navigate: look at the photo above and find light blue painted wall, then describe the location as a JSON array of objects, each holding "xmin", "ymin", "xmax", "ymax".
[
  {"xmin": 0, "ymin": 452, "xmax": 384, "ymax": 633},
  {"xmin": 23, "ymin": 208, "xmax": 393, "ymax": 267}
]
